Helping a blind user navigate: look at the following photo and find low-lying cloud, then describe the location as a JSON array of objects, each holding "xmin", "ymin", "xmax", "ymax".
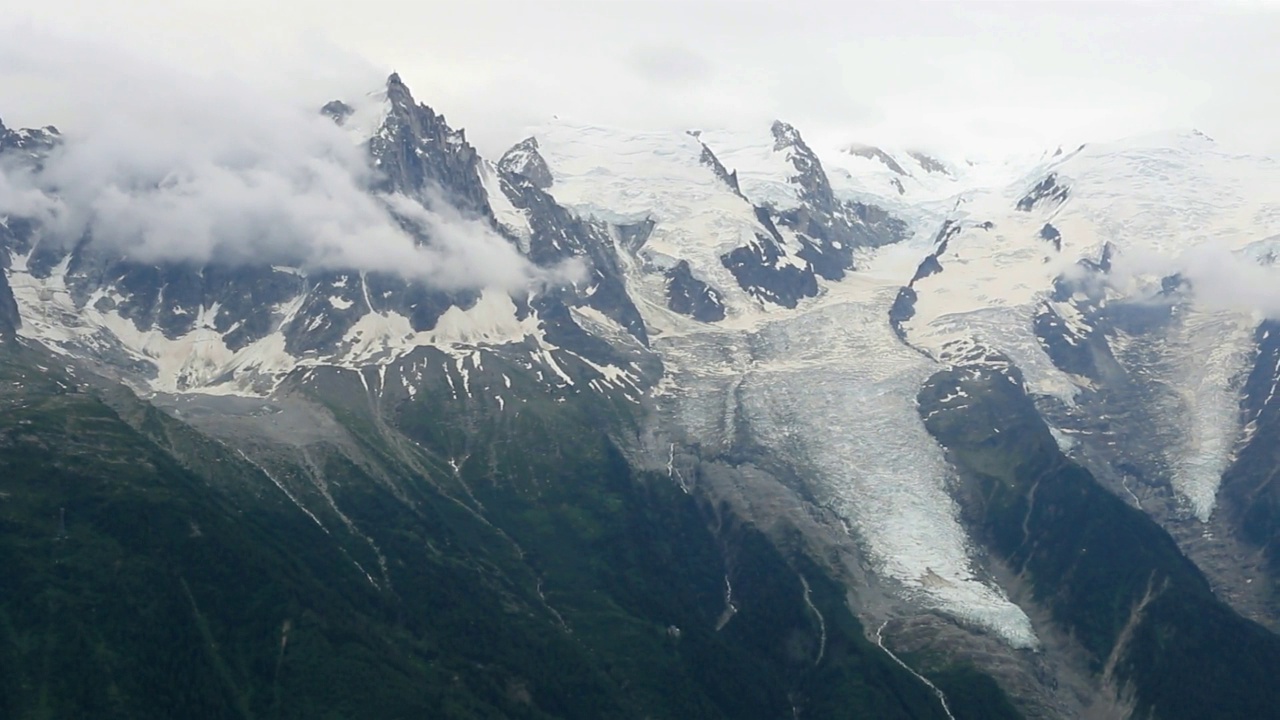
[
  {"xmin": 1107, "ymin": 239, "xmax": 1280, "ymax": 319},
  {"xmin": 0, "ymin": 26, "xmax": 567, "ymax": 293},
  {"xmin": 1173, "ymin": 242, "xmax": 1280, "ymax": 319}
]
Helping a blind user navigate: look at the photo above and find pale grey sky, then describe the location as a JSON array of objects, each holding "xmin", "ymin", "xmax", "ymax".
[{"xmin": 2, "ymin": 0, "xmax": 1279, "ymax": 158}]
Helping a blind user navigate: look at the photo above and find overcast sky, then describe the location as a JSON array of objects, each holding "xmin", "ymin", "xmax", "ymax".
[{"xmin": 2, "ymin": 1, "xmax": 1279, "ymax": 159}]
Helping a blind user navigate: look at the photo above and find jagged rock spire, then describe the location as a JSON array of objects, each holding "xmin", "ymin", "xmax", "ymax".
[
  {"xmin": 498, "ymin": 137, "xmax": 554, "ymax": 189},
  {"xmin": 366, "ymin": 73, "xmax": 491, "ymax": 216}
]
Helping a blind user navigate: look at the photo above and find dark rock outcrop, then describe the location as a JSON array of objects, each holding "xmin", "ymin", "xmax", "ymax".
[
  {"xmin": 907, "ymin": 150, "xmax": 950, "ymax": 175},
  {"xmin": 0, "ymin": 268, "xmax": 19, "ymax": 338},
  {"xmin": 498, "ymin": 136, "xmax": 554, "ymax": 190},
  {"xmin": 692, "ymin": 135, "xmax": 743, "ymax": 197},
  {"xmin": 498, "ymin": 171, "xmax": 648, "ymax": 350},
  {"xmin": 770, "ymin": 121, "xmax": 908, "ymax": 281},
  {"xmin": 1039, "ymin": 223, "xmax": 1062, "ymax": 250},
  {"xmin": 1016, "ymin": 173, "xmax": 1070, "ymax": 212},
  {"xmin": 842, "ymin": 144, "xmax": 909, "ymax": 176},
  {"xmin": 666, "ymin": 260, "xmax": 726, "ymax": 322},
  {"xmin": 0, "ymin": 117, "xmax": 60, "ymax": 162},
  {"xmin": 371, "ymin": 73, "xmax": 492, "ymax": 216}
]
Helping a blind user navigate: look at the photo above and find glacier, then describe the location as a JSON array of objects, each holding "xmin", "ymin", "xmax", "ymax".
[
  {"xmin": 532, "ymin": 122, "xmax": 1040, "ymax": 647},
  {"xmin": 655, "ymin": 281, "xmax": 1041, "ymax": 648}
]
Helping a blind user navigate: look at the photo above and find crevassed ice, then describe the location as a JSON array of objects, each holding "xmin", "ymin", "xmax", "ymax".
[
  {"xmin": 657, "ymin": 287, "xmax": 1039, "ymax": 649},
  {"xmin": 533, "ymin": 123, "xmax": 1038, "ymax": 647},
  {"xmin": 1134, "ymin": 308, "xmax": 1255, "ymax": 521}
]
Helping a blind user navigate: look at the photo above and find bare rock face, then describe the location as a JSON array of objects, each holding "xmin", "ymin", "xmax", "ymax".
[
  {"xmin": 498, "ymin": 136, "xmax": 555, "ymax": 190},
  {"xmin": 666, "ymin": 260, "xmax": 726, "ymax": 322},
  {"xmin": 0, "ymin": 268, "xmax": 18, "ymax": 339},
  {"xmin": 843, "ymin": 143, "xmax": 911, "ymax": 176},
  {"xmin": 692, "ymin": 134, "xmax": 743, "ymax": 197},
  {"xmin": 769, "ymin": 121, "xmax": 908, "ymax": 281},
  {"xmin": 1016, "ymin": 172, "xmax": 1070, "ymax": 212},
  {"xmin": 372, "ymin": 72, "xmax": 491, "ymax": 215},
  {"xmin": 0, "ymin": 116, "xmax": 60, "ymax": 162},
  {"xmin": 907, "ymin": 150, "xmax": 951, "ymax": 176}
]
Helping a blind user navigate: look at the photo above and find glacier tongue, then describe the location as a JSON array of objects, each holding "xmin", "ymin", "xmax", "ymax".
[
  {"xmin": 656, "ymin": 275, "xmax": 1039, "ymax": 649},
  {"xmin": 526, "ymin": 121, "xmax": 1038, "ymax": 646},
  {"xmin": 1112, "ymin": 307, "xmax": 1256, "ymax": 521}
]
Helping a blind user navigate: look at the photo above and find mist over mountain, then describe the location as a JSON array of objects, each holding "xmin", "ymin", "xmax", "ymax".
[
  {"xmin": 0, "ymin": 53, "xmax": 565, "ymax": 291},
  {"xmin": 3, "ymin": 11, "xmax": 1280, "ymax": 720}
]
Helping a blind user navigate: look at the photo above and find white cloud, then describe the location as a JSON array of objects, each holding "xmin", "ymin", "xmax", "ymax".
[
  {"xmin": 2, "ymin": 2, "xmax": 1278, "ymax": 168},
  {"xmin": 1178, "ymin": 242, "xmax": 1280, "ymax": 318},
  {"xmin": 1108, "ymin": 240, "xmax": 1280, "ymax": 319},
  {"xmin": 0, "ymin": 24, "xmax": 566, "ymax": 293},
  {"xmin": 627, "ymin": 42, "xmax": 715, "ymax": 86},
  {"xmin": 239, "ymin": 0, "xmax": 1277, "ymax": 159}
]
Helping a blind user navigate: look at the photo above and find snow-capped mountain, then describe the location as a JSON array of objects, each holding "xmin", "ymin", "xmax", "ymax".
[
  {"xmin": 899, "ymin": 131, "xmax": 1280, "ymax": 524},
  {"xmin": 4, "ymin": 75, "xmax": 1280, "ymax": 719},
  {"xmin": 1, "ymin": 76, "xmax": 652, "ymax": 401}
]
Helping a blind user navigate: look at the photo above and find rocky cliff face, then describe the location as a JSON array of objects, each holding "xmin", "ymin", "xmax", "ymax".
[
  {"xmin": 372, "ymin": 73, "xmax": 491, "ymax": 215},
  {"xmin": 768, "ymin": 121, "xmax": 909, "ymax": 280},
  {"xmin": 0, "ymin": 267, "xmax": 18, "ymax": 339},
  {"xmin": 0, "ymin": 117, "xmax": 59, "ymax": 161},
  {"xmin": 498, "ymin": 136, "xmax": 555, "ymax": 190}
]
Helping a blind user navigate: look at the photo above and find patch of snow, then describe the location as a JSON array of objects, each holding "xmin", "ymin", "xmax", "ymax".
[
  {"xmin": 480, "ymin": 160, "xmax": 532, "ymax": 249},
  {"xmin": 534, "ymin": 347, "xmax": 574, "ymax": 386},
  {"xmin": 342, "ymin": 289, "xmax": 538, "ymax": 366}
]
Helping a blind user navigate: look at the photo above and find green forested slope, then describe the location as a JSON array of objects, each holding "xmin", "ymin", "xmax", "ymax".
[
  {"xmin": 919, "ymin": 362, "xmax": 1280, "ymax": 720},
  {"xmin": 0, "ymin": 345, "xmax": 1016, "ymax": 719}
]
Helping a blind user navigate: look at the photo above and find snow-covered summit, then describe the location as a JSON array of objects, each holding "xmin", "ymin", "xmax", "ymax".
[{"xmin": 497, "ymin": 136, "xmax": 554, "ymax": 189}]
